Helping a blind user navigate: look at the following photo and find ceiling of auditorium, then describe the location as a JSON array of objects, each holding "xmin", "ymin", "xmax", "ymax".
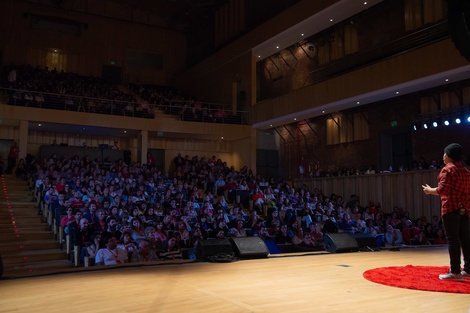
[
  {"xmin": 102, "ymin": 0, "xmax": 223, "ymax": 30},
  {"xmin": 17, "ymin": 0, "xmax": 470, "ymax": 139}
]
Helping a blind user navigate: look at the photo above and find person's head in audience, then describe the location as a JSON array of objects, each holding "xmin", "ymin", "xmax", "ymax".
[
  {"xmin": 145, "ymin": 226, "xmax": 156, "ymax": 240},
  {"xmin": 119, "ymin": 230, "xmax": 133, "ymax": 244},
  {"xmin": 79, "ymin": 218, "xmax": 89, "ymax": 231},
  {"xmin": 216, "ymin": 229, "xmax": 226, "ymax": 239},
  {"xmin": 104, "ymin": 235, "xmax": 118, "ymax": 250},
  {"xmin": 107, "ymin": 215, "xmax": 117, "ymax": 228},
  {"xmin": 164, "ymin": 236, "xmax": 179, "ymax": 251},
  {"xmin": 89, "ymin": 203, "xmax": 97, "ymax": 213},
  {"xmin": 131, "ymin": 218, "xmax": 143, "ymax": 230}
]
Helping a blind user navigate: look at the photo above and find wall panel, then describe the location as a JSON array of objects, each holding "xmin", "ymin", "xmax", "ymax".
[{"xmin": 296, "ymin": 169, "xmax": 441, "ymax": 221}]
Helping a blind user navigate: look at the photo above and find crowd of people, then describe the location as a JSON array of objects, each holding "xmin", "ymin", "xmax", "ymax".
[
  {"xmin": 15, "ymin": 150, "xmax": 447, "ymax": 268},
  {"xmin": 302, "ymin": 156, "xmax": 443, "ymax": 179},
  {"xmin": 128, "ymin": 83, "xmax": 242, "ymax": 124},
  {"xmin": 0, "ymin": 65, "xmax": 147, "ymax": 117},
  {"xmin": 0, "ymin": 65, "xmax": 243, "ymax": 124}
]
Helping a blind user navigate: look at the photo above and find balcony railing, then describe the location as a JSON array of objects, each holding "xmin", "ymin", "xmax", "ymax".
[{"xmin": 0, "ymin": 87, "xmax": 249, "ymax": 125}]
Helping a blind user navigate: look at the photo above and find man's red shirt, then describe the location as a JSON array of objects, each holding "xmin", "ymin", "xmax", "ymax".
[{"xmin": 436, "ymin": 161, "xmax": 470, "ymax": 217}]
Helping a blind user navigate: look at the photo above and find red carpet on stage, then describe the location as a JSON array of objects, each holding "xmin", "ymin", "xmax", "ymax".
[{"xmin": 363, "ymin": 265, "xmax": 470, "ymax": 294}]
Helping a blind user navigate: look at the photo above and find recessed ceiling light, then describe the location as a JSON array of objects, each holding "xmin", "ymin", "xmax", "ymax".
[
  {"xmin": 38, "ymin": 123, "xmax": 42, "ymax": 127},
  {"xmin": 396, "ymin": 91, "xmax": 400, "ymax": 94},
  {"xmin": 301, "ymin": 33, "xmax": 304, "ymax": 36},
  {"xmin": 445, "ymin": 78, "xmax": 449, "ymax": 82},
  {"xmin": 294, "ymin": 118, "xmax": 297, "ymax": 121},
  {"xmin": 322, "ymin": 110, "xmax": 325, "ymax": 114},
  {"xmin": 364, "ymin": 1, "xmax": 368, "ymax": 5},
  {"xmin": 330, "ymin": 19, "xmax": 333, "ymax": 22},
  {"xmin": 258, "ymin": 55, "xmax": 261, "ymax": 58},
  {"xmin": 124, "ymin": 130, "xmax": 127, "ymax": 133},
  {"xmin": 221, "ymin": 136, "xmax": 224, "ymax": 140},
  {"xmin": 356, "ymin": 101, "xmax": 360, "ymax": 105},
  {"xmin": 276, "ymin": 46, "xmax": 279, "ymax": 49}
]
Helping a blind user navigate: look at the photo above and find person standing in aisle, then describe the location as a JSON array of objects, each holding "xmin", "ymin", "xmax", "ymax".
[{"xmin": 6, "ymin": 141, "xmax": 19, "ymax": 174}]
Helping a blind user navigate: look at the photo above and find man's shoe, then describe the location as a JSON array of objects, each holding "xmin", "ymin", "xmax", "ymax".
[
  {"xmin": 461, "ymin": 271, "xmax": 470, "ymax": 279},
  {"xmin": 439, "ymin": 272, "xmax": 463, "ymax": 281}
]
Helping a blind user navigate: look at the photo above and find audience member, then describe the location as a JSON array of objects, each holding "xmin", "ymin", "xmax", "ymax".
[
  {"xmin": 384, "ymin": 224, "xmax": 404, "ymax": 247},
  {"xmin": 95, "ymin": 236, "xmax": 128, "ymax": 265}
]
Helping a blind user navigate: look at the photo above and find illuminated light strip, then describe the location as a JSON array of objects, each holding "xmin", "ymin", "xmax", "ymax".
[{"xmin": 1, "ymin": 175, "xmax": 33, "ymax": 274}]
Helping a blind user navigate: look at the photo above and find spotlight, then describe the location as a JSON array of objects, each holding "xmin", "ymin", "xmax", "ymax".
[
  {"xmin": 467, "ymin": 116, "xmax": 470, "ymax": 123},
  {"xmin": 455, "ymin": 118, "xmax": 461, "ymax": 124},
  {"xmin": 444, "ymin": 120, "xmax": 450, "ymax": 126},
  {"xmin": 413, "ymin": 123, "xmax": 420, "ymax": 131},
  {"xmin": 432, "ymin": 121, "xmax": 438, "ymax": 128},
  {"xmin": 423, "ymin": 123, "xmax": 428, "ymax": 129}
]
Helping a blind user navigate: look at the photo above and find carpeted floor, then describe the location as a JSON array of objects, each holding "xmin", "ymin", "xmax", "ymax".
[{"xmin": 363, "ymin": 265, "xmax": 470, "ymax": 294}]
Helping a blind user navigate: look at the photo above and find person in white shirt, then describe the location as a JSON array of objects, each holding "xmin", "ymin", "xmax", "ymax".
[{"xmin": 95, "ymin": 236, "xmax": 128, "ymax": 266}]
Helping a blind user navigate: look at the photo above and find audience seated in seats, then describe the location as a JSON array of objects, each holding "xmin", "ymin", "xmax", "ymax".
[
  {"xmin": 384, "ymin": 224, "xmax": 404, "ymax": 247},
  {"xmin": 423, "ymin": 223, "xmax": 435, "ymax": 244},
  {"xmin": 130, "ymin": 218, "xmax": 146, "ymax": 242},
  {"xmin": 71, "ymin": 217, "xmax": 94, "ymax": 264},
  {"xmin": 102, "ymin": 216, "xmax": 122, "ymax": 241},
  {"xmin": 339, "ymin": 213, "xmax": 359, "ymax": 234},
  {"xmin": 117, "ymin": 230, "xmax": 138, "ymax": 262},
  {"xmin": 411, "ymin": 229, "xmax": 431, "ymax": 246},
  {"xmin": 61, "ymin": 207, "xmax": 76, "ymax": 232},
  {"xmin": 18, "ymin": 149, "xmax": 448, "ymax": 269},
  {"xmin": 402, "ymin": 219, "xmax": 421, "ymax": 245},
  {"xmin": 251, "ymin": 186, "xmax": 265, "ymax": 215},
  {"xmin": 86, "ymin": 232, "xmax": 103, "ymax": 265},
  {"xmin": 309, "ymin": 223, "xmax": 324, "ymax": 246},
  {"xmin": 433, "ymin": 228, "xmax": 447, "ymax": 244},
  {"xmin": 234, "ymin": 220, "xmax": 247, "ymax": 237},
  {"xmin": 291, "ymin": 227, "xmax": 304, "ymax": 245},
  {"xmin": 95, "ymin": 236, "xmax": 128, "ymax": 265},
  {"xmin": 275, "ymin": 224, "xmax": 292, "ymax": 244},
  {"xmin": 363, "ymin": 219, "xmax": 380, "ymax": 238},
  {"xmin": 92, "ymin": 209, "xmax": 108, "ymax": 233},
  {"xmin": 159, "ymin": 236, "xmax": 183, "ymax": 261},
  {"xmin": 131, "ymin": 239, "xmax": 160, "ymax": 262}
]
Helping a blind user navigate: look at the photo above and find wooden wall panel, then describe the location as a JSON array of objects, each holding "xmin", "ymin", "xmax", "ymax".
[
  {"xmin": 296, "ymin": 170, "xmax": 441, "ymax": 221},
  {"xmin": 252, "ymin": 39, "xmax": 468, "ymax": 125},
  {"xmin": 0, "ymin": 1, "xmax": 186, "ymax": 86}
]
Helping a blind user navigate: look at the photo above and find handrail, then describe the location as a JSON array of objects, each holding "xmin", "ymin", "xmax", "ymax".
[{"xmin": 0, "ymin": 87, "xmax": 249, "ymax": 125}]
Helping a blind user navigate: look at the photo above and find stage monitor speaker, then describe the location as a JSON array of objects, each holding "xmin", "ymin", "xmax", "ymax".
[
  {"xmin": 324, "ymin": 232, "xmax": 359, "ymax": 253},
  {"xmin": 197, "ymin": 239, "xmax": 234, "ymax": 261},
  {"xmin": 229, "ymin": 237, "xmax": 269, "ymax": 259},
  {"xmin": 352, "ymin": 233, "xmax": 379, "ymax": 250}
]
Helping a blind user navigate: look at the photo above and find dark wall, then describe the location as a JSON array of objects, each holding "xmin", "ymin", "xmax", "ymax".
[{"xmin": 40, "ymin": 145, "xmax": 124, "ymax": 164}]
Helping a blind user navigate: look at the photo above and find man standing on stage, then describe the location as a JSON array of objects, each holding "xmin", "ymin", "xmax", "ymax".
[{"xmin": 422, "ymin": 143, "xmax": 470, "ymax": 281}]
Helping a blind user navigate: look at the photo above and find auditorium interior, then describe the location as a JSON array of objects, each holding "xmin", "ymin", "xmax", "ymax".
[{"xmin": 0, "ymin": 0, "xmax": 470, "ymax": 312}]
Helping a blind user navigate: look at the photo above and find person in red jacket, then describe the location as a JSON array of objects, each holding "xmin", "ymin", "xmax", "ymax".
[
  {"xmin": 6, "ymin": 141, "xmax": 19, "ymax": 174},
  {"xmin": 252, "ymin": 187, "xmax": 265, "ymax": 214},
  {"xmin": 402, "ymin": 219, "xmax": 420, "ymax": 245}
]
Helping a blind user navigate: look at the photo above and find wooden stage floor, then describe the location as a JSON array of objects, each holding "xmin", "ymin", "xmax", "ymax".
[{"xmin": 0, "ymin": 246, "xmax": 468, "ymax": 313}]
